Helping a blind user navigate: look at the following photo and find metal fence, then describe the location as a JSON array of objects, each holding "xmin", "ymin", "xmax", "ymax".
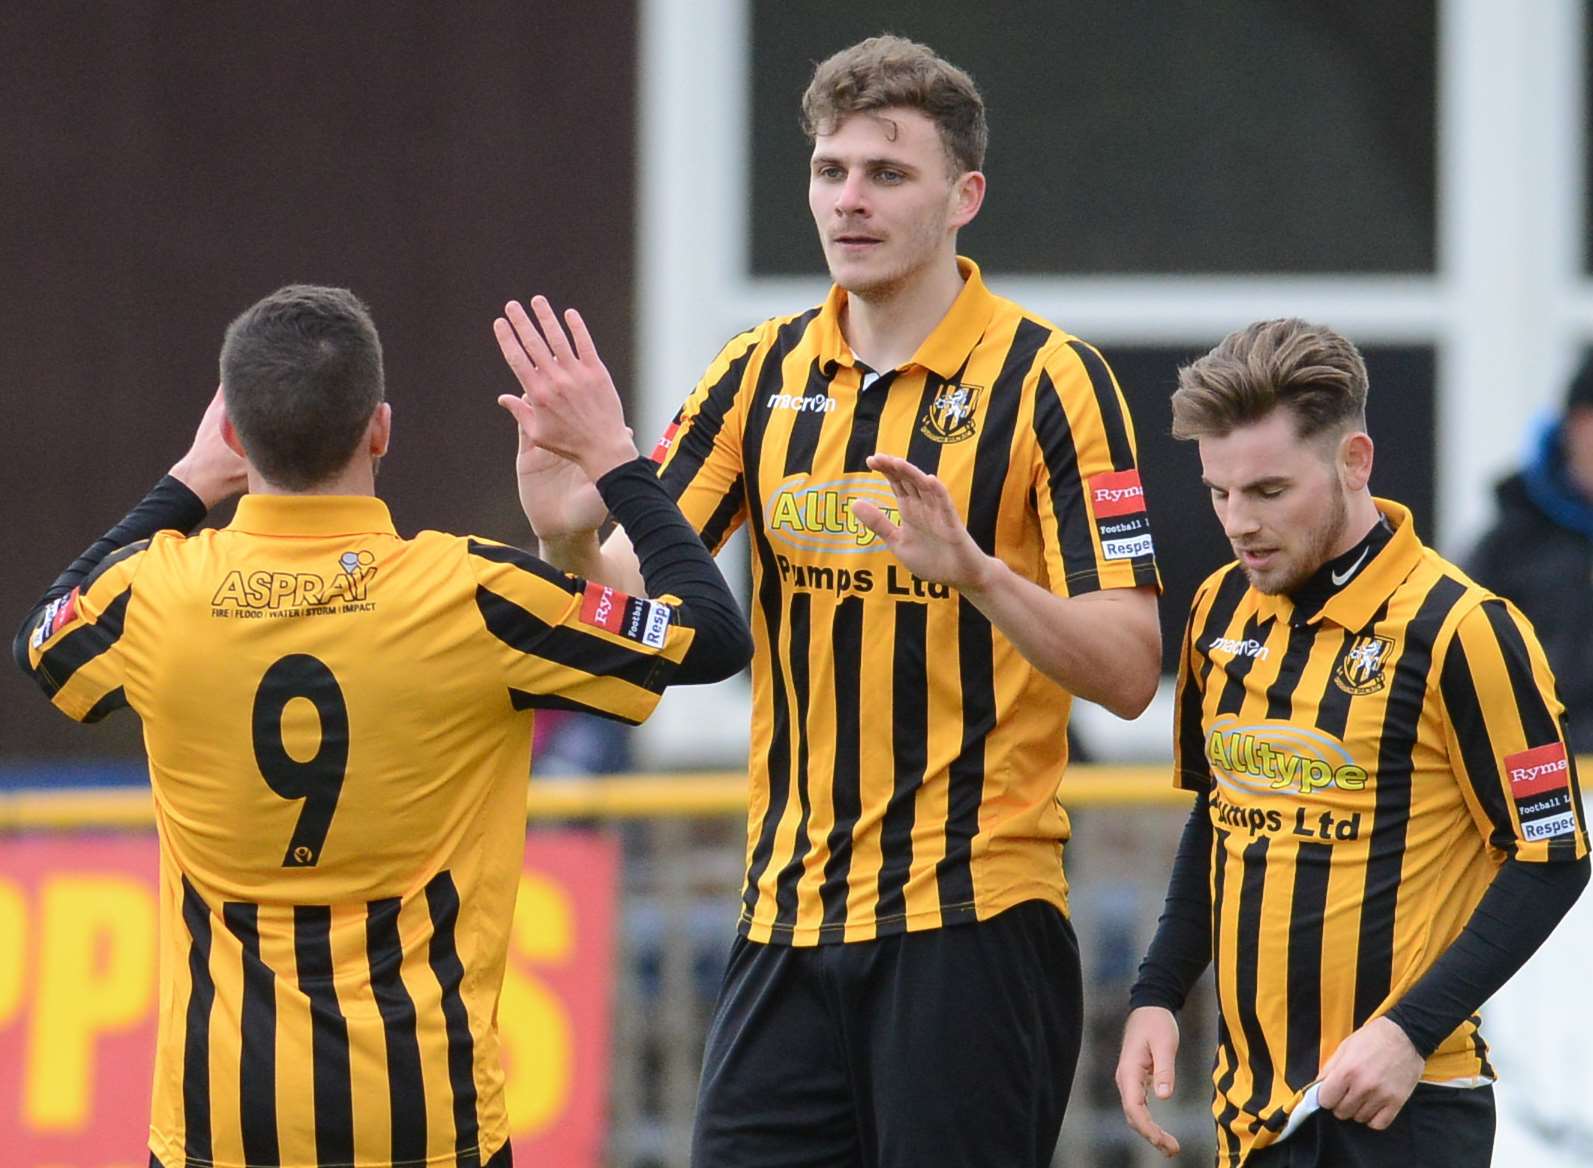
[{"xmin": 19, "ymin": 763, "xmax": 1585, "ymax": 1167}]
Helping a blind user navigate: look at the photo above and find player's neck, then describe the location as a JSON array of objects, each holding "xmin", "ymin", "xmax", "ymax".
[
  {"xmin": 246, "ymin": 458, "xmax": 379, "ymax": 498},
  {"xmin": 1327, "ymin": 491, "xmax": 1385, "ymax": 560},
  {"xmin": 840, "ymin": 252, "xmax": 965, "ymax": 373}
]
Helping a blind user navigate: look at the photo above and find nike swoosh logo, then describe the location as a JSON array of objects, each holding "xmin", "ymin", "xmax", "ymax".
[{"xmin": 1330, "ymin": 548, "xmax": 1371, "ymax": 587}]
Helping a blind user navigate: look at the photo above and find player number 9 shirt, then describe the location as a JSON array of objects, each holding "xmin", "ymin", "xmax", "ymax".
[{"xmin": 24, "ymin": 493, "xmax": 694, "ymax": 1168}]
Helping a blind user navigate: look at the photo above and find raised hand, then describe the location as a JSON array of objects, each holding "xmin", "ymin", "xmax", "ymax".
[
  {"xmin": 1115, "ymin": 1006, "xmax": 1182, "ymax": 1158},
  {"xmin": 850, "ymin": 453, "xmax": 993, "ymax": 592},
  {"xmin": 170, "ymin": 385, "xmax": 249, "ymax": 508},
  {"xmin": 493, "ymin": 297, "xmax": 638, "ymax": 481}
]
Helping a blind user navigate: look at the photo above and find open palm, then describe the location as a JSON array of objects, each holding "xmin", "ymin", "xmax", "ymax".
[{"xmin": 850, "ymin": 453, "xmax": 990, "ymax": 590}]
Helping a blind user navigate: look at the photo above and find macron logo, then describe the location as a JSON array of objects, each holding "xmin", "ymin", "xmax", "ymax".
[
  {"xmin": 1209, "ymin": 636, "xmax": 1269, "ymax": 661},
  {"xmin": 766, "ymin": 392, "xmax": 836, "ymax": 413}
]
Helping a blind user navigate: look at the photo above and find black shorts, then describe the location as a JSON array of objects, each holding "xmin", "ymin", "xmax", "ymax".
[
  {"xmin": 691, "ymin": 900, "xmax": 1084, "ymax": 1168},
  {"xmin": 1246, "ymin": 1083, "xmax": 1496, "ymax": 1168},
  {"xmin": 152, "ymin": 1139, "xmax": 513, "ymax": 1167}
]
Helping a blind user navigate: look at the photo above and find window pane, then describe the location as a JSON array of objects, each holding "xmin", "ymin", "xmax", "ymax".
[{"xmin": 752, "ymin": 1, "xmax": 1436, "ymax": 275}]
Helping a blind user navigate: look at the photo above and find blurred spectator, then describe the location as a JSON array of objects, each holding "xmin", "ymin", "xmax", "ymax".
[{"xmin": 1464, "ymin": 362, "xmax": 1593, "ymax": 753}]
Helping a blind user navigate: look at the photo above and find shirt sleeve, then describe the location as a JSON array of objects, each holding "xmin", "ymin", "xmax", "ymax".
[
  {"xmin": 1438, "ymin": 597, "xmax": 1589, "ymax": 863},
  {"xmin": 466, "ymin": 538, "xmax": 696, "ymax": 726},
  {"xmin": 652, "ymin": 326, "xmax": 764, "ymax": 553},
  {"xmin": 20, "ymin": 540, "xmax": 149, "ymax": 723},
  {"xmin": 1029, "ymin": 337, "xmax": 1160, "ymax": 597}
]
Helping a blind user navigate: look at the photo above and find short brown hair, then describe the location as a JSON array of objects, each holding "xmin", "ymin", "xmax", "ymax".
[
  {"xmin": 221, "ymin": 285, "xmax": 385, "ymax": 490},
  {"xmin": 1171, "ymin": 319, "xmax": 1369, "ymax": 442},
  {"xmin": 800, "ymin": 35, "xmax": 987, "ymax": 175}
]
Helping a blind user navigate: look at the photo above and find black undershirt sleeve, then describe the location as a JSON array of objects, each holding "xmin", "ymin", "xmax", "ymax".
[
  {"xmin": 1385, "ymin": 854, "xmax": 1589, "ymax": 1056},
  {"xmin": 595, "ymin": 457, "xmax": 752, "ymax": 685},
  {"xmin": 1128, "ymin": 790, "xmax": 1214, "ymax": 1012},
  {"xmin": 14, "ymin": 474, "xmax": 207, "ymax": 675}
]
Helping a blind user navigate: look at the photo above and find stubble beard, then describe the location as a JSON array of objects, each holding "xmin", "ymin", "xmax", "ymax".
[
  {"xmin": 1243, "ymin": 487, "xmax": 1349, "ymax": 596},
  {"xmin": 831, "ymin": 208, "xmax": 949, "ymax": 305}
]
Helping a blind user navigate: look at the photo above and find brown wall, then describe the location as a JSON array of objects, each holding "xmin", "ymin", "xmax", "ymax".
[{"xmin": 0, "ymin": 4, "xmax": 637, "ymax": 760}]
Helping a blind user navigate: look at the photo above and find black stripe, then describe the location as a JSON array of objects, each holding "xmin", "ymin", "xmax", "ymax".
[
  {"xmin": 1233, "ymin": 837, "xmax": 1276, "ymax": 1128},
  {"xmin": 659, "ymin": 328, "xmax": 769, "ymax": 498},
  {"xmin": 737, "ymin": 315, "xmax": 818, "ymax": 929},
  {"xmin": 367, "ymin": 897, "xmax": 427, "ymax": 1161},
  {"xmin": 1481, "ymin": 600, "xmax": 1562, "ymax": 744},
  {"xmin": 874, "ymin": 602, "xmax": 928, "ymax": 926},
  {"xmin": 841, "ymin": 371, "xmax": 889, "ymax": 473},
  {"xmin": 1469, "ymin": 1016, "xmax": 1496, "ymax": 1079},
  {"xmin": 223, "ymin": 902, "xmax": 279, "ymax": 1165},
  {"xmin": 1032, "ymin": 370, "xmax": 1098, "ymax": 593},
  {"xmin": 818, "ymin": 597, "xmax": 865, "ymax": 936},
  {"xmin": 1215, "ymin": 613, "xmax": 1276, "ymax": 717},
  {"xmin": 784, "ymin": 359, "xmax": 832, "ymax": 474},
  {"xmin": 1312, "ymin": 627, "xmax": 1356, "ymax": 741},
  {"xmin": 1439, "ymin": 640, "xmax": 1518, "ymax": 847},
  {"xmin": 295, "ymin": 905, "xmax": 353, "ymax": 1164},
  {"xmin": 1284, "ymin": 842, "xmax": 1332, "ymax": 1090},
  {"xmin": 932, "ymin": 328, "xmax": 1033, "ymax": 923},
  {"xmin": 36, "ymin": 587, "xmax": 131, "ymax": 695},
  {"xmin": 475, "ymin": 586, "xmax": 666, "ymax": 693},
  {"xmin": 79, "ymin": 538, "xmax": 150, "ymax": 591},
  {"xmin": 699, "ymin": 474, "xmax": 745, "ymax": 552},
  {"xmin": 82, "ymin": 685, "xmax": 128, "ymax": 722},
  {"xmin": 466, "ymin": 538, "xmax": 576, "ymax": 590},
  {"xmin": 904, "ymin": 374, "xmax": 954, "ymax": 472},
  {"xmin": 1065, "ymin": 339, "xmax": 1135, "ymax": 468},
  {"xmin": 1195, "ymin": 569, "xmax": 1250, "ymax": 691},
  {"xmin": 1557, "ymin": 716, "xmax": 1588, "ymax": 862},
  {"xmin": 770, "ymin": 592, "xmax": 814, "ymax": 930},
  {"xmin": 507, "ymin": 687, "xmax": 644, "ymax": 723},
  {"xmin": 1353, "ymin": 576, "xmax": 1467, "ymax": 1026},
  {"xmin": 181, "ymin": 879, "xmax": 214, "ymax": 1165},
  {"xmin": 1264, "ymin": 624, "xmax": 1317, "ymax": 721},
  {"xmin": 1175, "ymin": 601, "xmax": 1220, "ymax": 789},
  {"xmin": 426, "ymin": 873, "xmax": 480, "ymax": 1162},
  {"xmin": 1209, "ymin": 828, "xmax": 1244, "ymax": 1166}
]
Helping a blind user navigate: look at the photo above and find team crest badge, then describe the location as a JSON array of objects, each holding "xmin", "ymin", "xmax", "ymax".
[
  {"xmin": 918, "ymin": 384, "xmax": 982, "ymax": 444},
  {"xmin": 1334, "ymin": 634, "xmax": 1395, "ymax": 696}
]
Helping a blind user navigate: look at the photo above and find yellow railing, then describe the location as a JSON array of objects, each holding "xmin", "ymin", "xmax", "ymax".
[
  {"xmin": 0, "ymin": 765, "xmax": 1189, "ymax": 831},
  {"xmin": 7, "ymin": 758, "xmax": 1586, "ymax": 831}
]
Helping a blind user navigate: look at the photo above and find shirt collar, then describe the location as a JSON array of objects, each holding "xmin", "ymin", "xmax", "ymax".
[
  {"xmin": 1254, "ymin": 498, "xmax": 1425, "ymax": 631},
  {"xmin": 227, "ymin": 494, "xmax": 398, "ymax": 537},
  {"xmin": 814, "ymin": 256, "xmax": 1000, "ymax": 380}
]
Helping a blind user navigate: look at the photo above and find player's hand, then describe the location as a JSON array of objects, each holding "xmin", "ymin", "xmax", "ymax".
[
  {"xmin": 170, "ymin": 385, "xmax": 248, "ymax": 509},
  {"xmin": 1115, "ymin": 1006, "xmax": 1182, "ymax": 1158},
  {"xmin": 851, "ymin": 453, "xmax": 993, "ymax": 591},
  {"xmin": 493, "ymin": 297, "xmax": 638, "ymax": 481},
  {"xmin": 1315, "ymin": 1016, "xmax": 1424, "ymax": 1130},
  {"xmin": 496, "ymin": 406, "xmax": 611, "ymax": 540}
]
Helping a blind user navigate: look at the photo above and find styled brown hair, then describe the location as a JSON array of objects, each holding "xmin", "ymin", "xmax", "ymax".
[
  {"xmin": 1171, "ymin": 318, "xmax": 1369, "ymax": 442},
  {"xmin": 800, "ymin": 34, "xmax": 987, "ymax": 175},
  {"xmin": 221, "ymin": 284, "xmax": 385, "ymax": 490}
]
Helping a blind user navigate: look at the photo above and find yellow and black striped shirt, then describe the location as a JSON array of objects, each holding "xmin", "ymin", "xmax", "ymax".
[
  {"xmin": 1174, "ymin": 498, "xmax": 1589, "ymax": 1165},
  {"xmin": 655, "ymin": 257, "xmax": 1160, "ymax": 945},
  {"xmin": 23, "ymin": 493, "xmax": 693, "ymax": 1168}
]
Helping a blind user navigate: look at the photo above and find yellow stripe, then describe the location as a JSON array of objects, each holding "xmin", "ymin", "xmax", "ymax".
[{"xmin": 8, "ymin": 760, "xmax": 1586, "ymax": 829}]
